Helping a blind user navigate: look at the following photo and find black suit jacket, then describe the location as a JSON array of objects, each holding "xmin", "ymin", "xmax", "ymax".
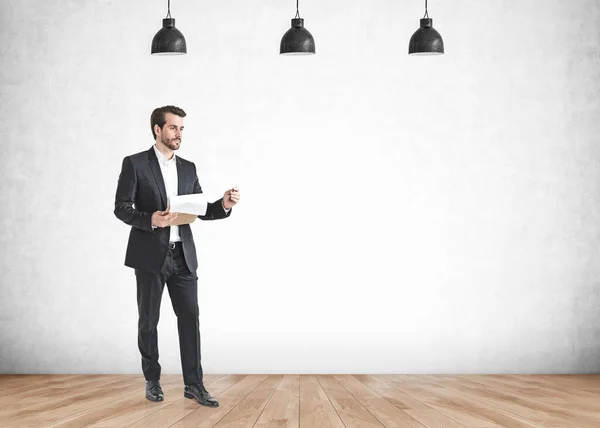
[{"xmin": 114, "ymin": 146, "xmax": 231, "ymax": 274}]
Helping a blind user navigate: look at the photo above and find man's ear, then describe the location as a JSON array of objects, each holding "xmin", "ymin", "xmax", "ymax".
[{"xmin": 154, "ymin": 124, "xmax": 161, "ymax": 138}]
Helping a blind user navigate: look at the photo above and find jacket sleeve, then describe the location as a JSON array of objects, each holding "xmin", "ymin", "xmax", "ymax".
[
  {"xmin": 114, "ymin": 157, "xmax": 154, "ymax": 231},
  {"xmin": 192, "ymin": 162, "xmax": 231, "ymax": 221}
]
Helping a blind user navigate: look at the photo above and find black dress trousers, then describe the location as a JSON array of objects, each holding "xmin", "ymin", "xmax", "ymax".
[{"xmin": 135, "ymin": 242, "xmax": 203, "ymax": 386}]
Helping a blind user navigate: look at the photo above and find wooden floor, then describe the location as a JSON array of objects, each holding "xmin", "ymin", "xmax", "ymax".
[{"xmin": 1, "ymin": 374, "xmax": 599, "ymax": 427}]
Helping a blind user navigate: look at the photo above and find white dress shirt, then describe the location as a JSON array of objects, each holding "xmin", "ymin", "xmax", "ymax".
[
  {"xmin": 151, "ymin": 144, "xmax": 230, "ymax": 239},
  {"xmin": 153, "ymin": 144, "xmax": 181, "ymax": 243}
]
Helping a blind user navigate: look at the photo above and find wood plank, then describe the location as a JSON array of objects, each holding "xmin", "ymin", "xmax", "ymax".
[
  {"xmin": 383, "ymin": 375, "xmax": 502, "ymax": 427},
  {"xmin": 47, "ymin": 374, "xmax": 227, "ymax": 428},
  {"xmin": 254, "ymin": 374, "xmax": 299, "ymax": 428},
  {"xmin": 510, "ymin": 374, "xmax": 600, "ymax": 394},
  {"xmin": 422, "ymin": 376, "xmax": 593, "ymax": 428},
  {"xmin": 0, "ymin": 374, "xmax": 598, "ymax": 428},
  {"xmin": 351, "ymin": 375, "xmax": 429, "ymax": 410},
  {"xmin": 460, "ymin": 375, "xmax": 600, "ymax": 427},
  {"xmin": 0, "ymin": 375, "xmax": 143, "ymax": 425},
  {"xmin": 316, "ymin": 375, "xmax": 386, "ymax": 428},
  {"xmin": 208, "ymin": 374, "xmax": 283, "ymax": 428},
  {"xmin": 468, "ymin": 375, "xmax": 600, "ymax": 410},
  {"xmin": 92, "ymin": 374, "xmax": 244, "ymax": 428},
  {"xmin": 379, "ymin": 375, "xmax": 542, "ymax": 428},
  {"xmin": 333, "ymin": 375, "xmax": 426, "ymax": 428},
  {"xmin": 298, "ymin": 375, "xmax": 345, "ymax": 428},
  {"xmin": 535, "ymin": 375, "xmax": 600, "ymax": 390},
  {"xmin": 0, "ymin": 374, "xmax": 82, "ymax": 393},
  {"xmin": 169, "ymin": 374, "xmax": 270, "ymax": 428},
  {"xmin": 2, "ymin": 375, "xmax": 138, "ymax": 408}
]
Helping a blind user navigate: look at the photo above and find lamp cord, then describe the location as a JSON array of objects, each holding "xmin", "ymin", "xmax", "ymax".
[
  {"xmin": 423, "ymin": 0, "xmax": 429, "ymax": 18},
  {"xmin": 166, "ymin": 0, "xmax": 172, "ymax": 18},
  {"xmin": 295, "ymin": 0, "xmax": 300, "ymax": 18}
]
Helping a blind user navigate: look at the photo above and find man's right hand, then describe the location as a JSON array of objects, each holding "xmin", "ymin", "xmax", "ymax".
[{"xmin": 151, "ymin": 210, "xmax": 178, "ymax": 228}]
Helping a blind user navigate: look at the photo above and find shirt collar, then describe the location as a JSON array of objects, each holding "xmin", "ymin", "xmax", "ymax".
[{"xmin": 153, "ymin": 144, "xmax": 176, "ymax": 165}]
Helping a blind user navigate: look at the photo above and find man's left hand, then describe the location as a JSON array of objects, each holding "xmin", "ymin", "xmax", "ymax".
[{"xmin": 223, "ymin": 186, "xmax": 240, "ymax": 210}]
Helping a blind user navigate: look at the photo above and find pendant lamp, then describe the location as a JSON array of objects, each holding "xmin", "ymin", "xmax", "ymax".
[
  {"xmin": 409, "ymin": 0, "xmax": 444, "ymax": 55},
  {"xmin": 280, "ymin": 0, "xmax": 315, "ymax": 55},
  {"xmin": 151, "ymin": 0, "xmax": 187, "ymax": 55}
]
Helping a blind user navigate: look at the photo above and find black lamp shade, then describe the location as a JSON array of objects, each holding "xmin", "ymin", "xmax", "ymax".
[
  {"xmin": 280, "ymin": 18, "xmax": 315, "ymax": 55},
  {"xmin": 152, "ymin": 18, "xmax": 187, "ymax": 55},
  {"xmin": 409, "ymin": 18, "xmax": 444, "ymax": 55}
]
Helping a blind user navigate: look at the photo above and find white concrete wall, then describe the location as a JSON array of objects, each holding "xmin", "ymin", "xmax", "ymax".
[{"xmin": 1, "ymin": 0, "xmax": 599, "ymax": 374}]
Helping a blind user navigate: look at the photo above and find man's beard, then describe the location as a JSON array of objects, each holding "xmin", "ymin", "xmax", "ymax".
[{"xmin": 161, "ymin": 136, "xmax": 181, "ymax": 150}]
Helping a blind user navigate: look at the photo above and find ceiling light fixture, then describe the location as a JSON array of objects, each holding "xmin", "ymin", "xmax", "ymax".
[
  {"xmin": 280, "ymin": 0, "xmax": 315, "ymax": 55},
  {"xmin": 151, "ymin": 0, "xmax": 187, "ymax": 55},
  {"xmin": 409, "ymin": 0, "xmax": 444, "ymax": 55}
]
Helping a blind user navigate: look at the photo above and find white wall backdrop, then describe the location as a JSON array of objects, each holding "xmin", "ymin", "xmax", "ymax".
[{"xmin": 1, "ymin": 0, "xmax": 599, "ymax": 374}]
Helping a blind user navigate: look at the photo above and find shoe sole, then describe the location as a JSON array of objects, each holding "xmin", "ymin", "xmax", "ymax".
[
  {"xmin": 146, "ymin": 394, "xmax": 164, "ymax": 402},
  {"xmin": 184, "ymin": 391, "xmax": 219, "ymax": 407}
]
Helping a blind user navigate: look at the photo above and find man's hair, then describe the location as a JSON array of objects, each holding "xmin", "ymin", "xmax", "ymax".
[{"xmin": 150, "ymin": 105, "xmax": 187, "ymax": 140}]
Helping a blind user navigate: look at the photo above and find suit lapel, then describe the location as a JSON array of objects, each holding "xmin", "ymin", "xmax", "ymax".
[
  {"xmin": 147, "ymin": 147, "xmax": 168, "ymax": 208},
  {"xmin": 176, "ymin": 156, "xmax": 185, "ymax": 196}
]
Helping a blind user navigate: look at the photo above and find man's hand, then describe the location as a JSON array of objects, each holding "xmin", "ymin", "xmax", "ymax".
[
  {"xmin": 223, "ymin": 186, "xmax": 241, "ymax": 210},
  {"xmin": 151, "ymin": 210, "xmax": 178, "ymax": 228}
]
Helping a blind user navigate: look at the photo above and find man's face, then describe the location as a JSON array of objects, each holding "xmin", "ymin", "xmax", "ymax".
[{"xmin": 157, "ymin": 113, "xmax": 184, "ymax": 150}]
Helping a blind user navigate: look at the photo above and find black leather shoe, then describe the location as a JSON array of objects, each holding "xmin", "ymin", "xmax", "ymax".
[
  {"xmin": 184, "ymin": 384, "xmax": 219, "ymax": 407},
  {"xmin": 146, "ymin": 379, "xmax": 164, "ymax": 402}
]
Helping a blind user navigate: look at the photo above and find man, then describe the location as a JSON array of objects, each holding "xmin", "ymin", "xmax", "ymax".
[{"xmin": 114, "ymin": 105, "xmax": 240, "ymax": 407}]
